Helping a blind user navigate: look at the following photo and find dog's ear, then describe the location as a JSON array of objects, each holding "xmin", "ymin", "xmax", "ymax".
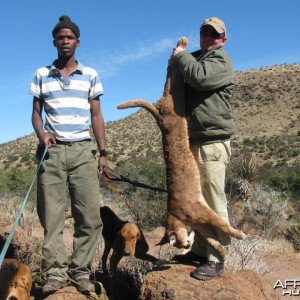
[
  {"xmin": 136, "ymin": 227, "xmax": 141, "ymax": 240},
  {"xmin": 136, "ymin": 226, "xmax": 149, "ymax": 253}
]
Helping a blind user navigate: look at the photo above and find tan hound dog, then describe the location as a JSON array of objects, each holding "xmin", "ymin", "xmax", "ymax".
[
  {"xmin": 100, "ymin": 206, "xmax": 165, "ymax": 275},
  {"xmin": 0, "ymin": 258, "xmax": 32, "ymax": 300}
]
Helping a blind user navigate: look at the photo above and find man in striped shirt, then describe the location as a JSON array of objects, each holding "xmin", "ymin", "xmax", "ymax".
[{"xmin": 30, "ymin": 15, "xmax": 108, "ymax": 295}]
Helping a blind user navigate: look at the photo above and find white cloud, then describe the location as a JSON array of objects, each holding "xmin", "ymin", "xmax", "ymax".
[
  {"xmin": 98, "ymin": 37, "xmax": 174, "ymax": 78},
  {"xmin": 87, "ymin": 34, "xmax": 199, "ymax": 78}
]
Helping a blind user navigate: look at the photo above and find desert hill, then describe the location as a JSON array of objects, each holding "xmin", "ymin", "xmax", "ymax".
[
  {"xmin": 0, "ymin": 63, "xmax": 299, "ymax": 171},
  {"xmin": 0, "ymin": 63, "xmax": 299, "ymax": 299}
]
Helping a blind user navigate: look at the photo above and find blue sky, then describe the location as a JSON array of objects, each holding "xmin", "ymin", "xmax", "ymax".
[{"xmin": 0, "ymin": 0, "xmax": 299, "ymax": 144}]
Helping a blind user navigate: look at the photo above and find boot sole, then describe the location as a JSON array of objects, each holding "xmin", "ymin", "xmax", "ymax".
[{"xmin": 190, "ymin": 269, "xmax": 224, "ymax": 281}]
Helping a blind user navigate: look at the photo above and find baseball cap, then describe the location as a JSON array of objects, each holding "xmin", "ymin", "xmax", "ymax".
[{"xmin": 200, "ymin": 17, "xmax": 226, "ymax": 36}]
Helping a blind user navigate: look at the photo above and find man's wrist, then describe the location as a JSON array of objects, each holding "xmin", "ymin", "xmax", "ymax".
[{"xmin": 99, "ymin": 149, "xmax": 107, "ymax": 157}]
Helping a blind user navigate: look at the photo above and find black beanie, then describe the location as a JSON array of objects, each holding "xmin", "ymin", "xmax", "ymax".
[{"xmin": 52, "ymin": 15, "xmax": 80, "ymax": 38}]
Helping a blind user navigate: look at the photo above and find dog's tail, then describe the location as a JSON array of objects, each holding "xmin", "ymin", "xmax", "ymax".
[{"xmin": 100, "ymin": 205, "xmax": 123, "ymax": 224}]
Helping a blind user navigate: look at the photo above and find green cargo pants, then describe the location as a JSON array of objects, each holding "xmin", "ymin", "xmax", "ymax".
[
  {"xmin": 190, "ymin": 141, "xmax": 231, "ymax": 263},
  {"xmin": 36, "ymin": 140, "xmax": 102, "ymax": 281}
]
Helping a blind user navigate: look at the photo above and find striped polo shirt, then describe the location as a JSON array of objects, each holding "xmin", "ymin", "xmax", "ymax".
[{"xmin": 29, "ymin": 60, "xmax": 104, "ymax": 142}]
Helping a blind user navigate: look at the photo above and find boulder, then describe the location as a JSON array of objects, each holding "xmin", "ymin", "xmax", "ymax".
[{"xmin": 139, "ymin": 263, "xmax": 279, "ymax": 300}]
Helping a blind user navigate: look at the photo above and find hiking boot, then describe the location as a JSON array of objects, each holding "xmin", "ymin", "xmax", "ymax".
[
  {"xmin": 74, "ymin": 278, "xmax": 95, "ymax": 293},
  {"xmin": 172, "ymin": 251, "xmax": 207, "ymax": 264},
  {"xmin": 190, "ymin": 261, "xmax": 224, "ymax": 281},
  {"xmin": 42, "ymin": 278, "xmax": 68, "ymax": 294}
]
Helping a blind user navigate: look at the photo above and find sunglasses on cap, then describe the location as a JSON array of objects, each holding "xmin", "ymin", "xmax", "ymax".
[{"xmin": 200, "ymin": 28, "xmax": 225, "ymax": 39}]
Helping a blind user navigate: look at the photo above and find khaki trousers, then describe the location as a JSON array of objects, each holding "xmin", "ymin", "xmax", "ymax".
[
  {"xmin": 190, "ymin": 141, "xmax": 231, "ymax": 263},
  {"xmin": 36, "ymin": 140, "xmax": 102, "ymax": 281}
]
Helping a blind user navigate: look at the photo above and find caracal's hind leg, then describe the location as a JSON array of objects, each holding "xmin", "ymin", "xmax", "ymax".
[
  {"xmin": 194, "ymin": 224, "xmax": 227, "ymax": 259},
  {"xmin": 194, "ymin": 201, "xmax": 246, "ymax": 240}
]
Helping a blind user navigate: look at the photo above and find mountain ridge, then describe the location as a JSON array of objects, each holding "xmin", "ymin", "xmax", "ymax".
[{"xmin": 0, "ymin": 63, "xmax": 299, "ymax": 171}]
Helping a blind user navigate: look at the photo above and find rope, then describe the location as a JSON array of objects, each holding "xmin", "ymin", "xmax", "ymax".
[
  {"xmin": 101, "ymin": 165, "xmax": 169, "ymax": 223},
  {"xmin": 102, "ymin": 174, "xmax": 140, "ymax": 222},
  {"xmin": 0, "ymin": 145, "xmax": 48, "ymax": 267},
  {"xmin": 102, "ymin": 166, "xmax": 167, "ymax": 193}
]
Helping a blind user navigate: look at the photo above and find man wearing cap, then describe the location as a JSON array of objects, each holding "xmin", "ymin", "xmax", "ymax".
[
  {"xmin": 172, "ymin": 17, "xmax": 235, "ymax": 280},
  {"xmin": 30, "ymin": 16, "xmax": 108, "ymax": 294}
]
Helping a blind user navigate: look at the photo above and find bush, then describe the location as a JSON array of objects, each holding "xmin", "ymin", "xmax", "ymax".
[
  {"xmin": 106, "ymin": 157, "xmax": 167, "ymax": 230},
  {"xmin": 0, "ymin": 168, "xmax": 35, "ymax": 195},
  {"xmin": 262, "ymin": 171, "xmax": 300, "ymax": 203}
]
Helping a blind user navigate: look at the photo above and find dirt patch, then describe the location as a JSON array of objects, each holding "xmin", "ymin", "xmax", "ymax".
[{"xmin": 265, "ymin": 253, "xmax": 300, "ymax": 299}]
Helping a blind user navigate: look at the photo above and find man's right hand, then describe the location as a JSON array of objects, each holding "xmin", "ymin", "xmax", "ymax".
[{"xmin": 39, "ymin": 132, "xmax": 56, "ymax": 147}]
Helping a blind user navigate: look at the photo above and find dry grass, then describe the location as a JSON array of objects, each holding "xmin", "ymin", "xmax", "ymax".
[
  {"xmin": 226, "ymin": 236, "xmax": 295, "ymax": 275},
  {"xmin": 1, "ymin": 195, "xmax": 296, "ymax": 274}
]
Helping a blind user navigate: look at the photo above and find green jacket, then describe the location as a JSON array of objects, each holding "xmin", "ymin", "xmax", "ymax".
[{"xmin": 176, "ymin": 47, "xmax": 235, "ymax": 143}]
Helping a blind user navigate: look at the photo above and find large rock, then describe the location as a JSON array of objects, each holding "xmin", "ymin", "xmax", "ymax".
[
  {"xmin": 0, "ymin": 223, "xmax": 33, "ymax": 264},
  {"xmin": 43, "ymin": 286, "xmax": 97, "ymax": 300},
  {"xmin": 36, "ymin": 285, "xmax": 108, "ymax": 300},
  {"xmin": 139, "ymin": 263, "xmax": 279, "ymax": 300}
]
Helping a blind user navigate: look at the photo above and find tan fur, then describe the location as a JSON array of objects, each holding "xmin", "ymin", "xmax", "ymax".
[
  {"xmin": 100, "ymin": 206, "xmax": 165, "ymax": 275},
  {"xmin": 117, "ymin": 37, "xmax": 245, "ymax": 259},
  {"xmin": 0, "ymin": 258, "xmax": 32, "ymax": 300}
]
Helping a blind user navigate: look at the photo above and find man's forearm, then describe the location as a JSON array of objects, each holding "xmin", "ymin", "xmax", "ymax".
[
  {"xmin": 32, "ymin": 112, "xmax": 45, "ymax": 141},
  {"xmin": 92, "ymin": 115, "xmax": 106, "ymax": 152}
]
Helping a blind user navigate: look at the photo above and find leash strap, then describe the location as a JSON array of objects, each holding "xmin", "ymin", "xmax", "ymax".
[
  {"xmin": 0, "ymin": 145, "xmax": 48, "ymax": 267},
  {"xmin": 101, "ymin": 173, "xmax": 140, "ymax": 222},
  {"xmin": 102, "ymin": 166, "xmax": 167, "ymax": 193}
]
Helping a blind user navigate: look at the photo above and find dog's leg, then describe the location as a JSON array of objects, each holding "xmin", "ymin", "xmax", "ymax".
[
  {"xmin": 101, "ymin": 242, "xmax": 112, "ymax": 275},
  {"xmin": 110, "ymin": 234, "xmax": 125, "ymax": 275},
  {"xmin": 110, "ymin": 251, "xmax": 123, "ymax": 275}
]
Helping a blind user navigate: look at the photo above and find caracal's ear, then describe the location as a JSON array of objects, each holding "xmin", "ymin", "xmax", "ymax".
[
  {"xmin": 156, "ymin": 233, "xmax": 170, "ymax": 246},
  {"xmin": 168, "ymin": 232, "xmax": 177, "ymax": 246}
]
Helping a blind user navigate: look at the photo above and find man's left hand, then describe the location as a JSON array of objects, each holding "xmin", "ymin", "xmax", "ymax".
[
  {"xmin": 173, "ymin": 46, "xmax": 186, "ymax": 56},
  {"xmin": 98, "ymin": 156, "xmax": 109, "ymax": 175}
]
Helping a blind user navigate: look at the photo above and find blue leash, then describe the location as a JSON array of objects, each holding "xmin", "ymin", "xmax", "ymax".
[{"xmin": 0, "ymin": 145, "xmax": 48, "ymax": 267}]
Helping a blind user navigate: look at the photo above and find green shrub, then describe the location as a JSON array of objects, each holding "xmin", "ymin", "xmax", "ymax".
[
  {"xmin": 21, "ymin": 153, "xmax": 31, "ymax": 163},
  {"xmin": 263, "ymin": 162, "xmax": 273, "ymax": 169},
  {"xmin": 262, "ymin": 171, "xmax": 300, "ymax": 202},
  {"xmin": 0, "ymin": 168, "xmax": 34, "ymax": 195},
  {"xmin": 111, "ymin": 157, "xmax": 167, "ymax": 230}
]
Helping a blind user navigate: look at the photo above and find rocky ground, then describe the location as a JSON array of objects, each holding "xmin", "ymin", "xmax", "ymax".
[
  {"xmin": 35, "ymin": 227, "xmax": 300, "ymax": 299},
  {"xmin": 1, "ymin": 223, "xmax": 299, "ymax": 299},
  {"xmin": 36, "ymin": 243, "xmax": 300, "ymax": 300}
]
